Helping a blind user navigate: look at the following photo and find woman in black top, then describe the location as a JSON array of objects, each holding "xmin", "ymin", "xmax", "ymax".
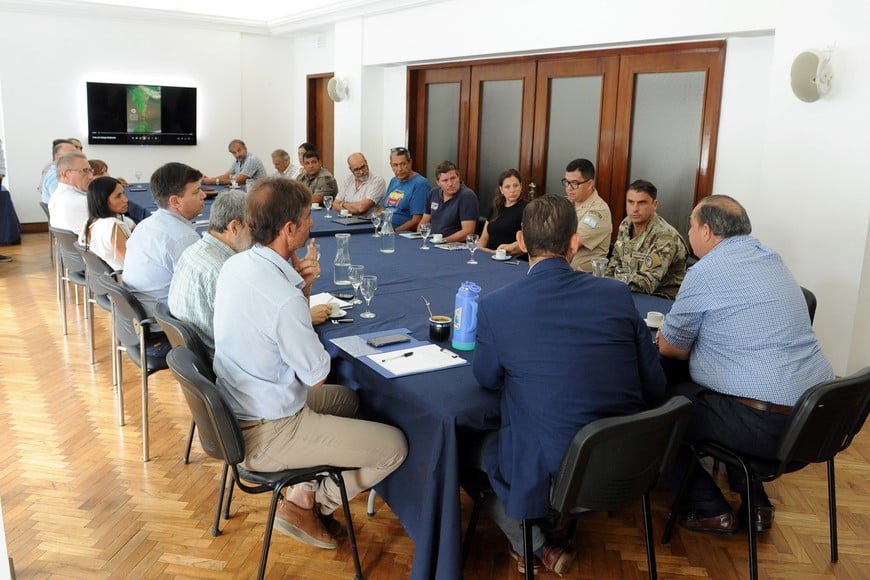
[{"xmin": 478, "ymin": 168, "xmax": 528, "ymax": 255}]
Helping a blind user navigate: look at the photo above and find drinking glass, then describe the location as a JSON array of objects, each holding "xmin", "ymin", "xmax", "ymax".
[
  {"xmin": 419, "ymin": 223, "xmax": 431, "ymax": 250},
  {"xmin": 614, "ymin": 265, "xmax": 629, "ymax": 284},
  {"xmin": 466, "ymin": 234, "xmax": 479, "ymax": 264},
  {"xmin": 360, "ymin": 275, "xmax": 378, "ymax": 318},
  {"xmin": 348, "ymin": 264, "xmax": 364, "ymax": 305},
  {"xmin": 371, "ymin": 213, "xmax": 384, "ymax": 237},
  {"xmin": 134, "ymin": 170, "xmax": 143, "ymax": 183},
  {"xmin": 323, "ymin": 195, "xmax": 334, "ymax": 218}
]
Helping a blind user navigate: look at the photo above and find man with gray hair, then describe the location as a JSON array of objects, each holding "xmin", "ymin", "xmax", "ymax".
[
  {"xmin": 271, "ymin": 148, "xmax": 298, "ymax": 178},
  {"xmin": 203, "ymin": 139, "xmax": 267, "ymax": 187},
  {"xmin": 658, "ymin": 194, "xmax": 833, "ymax": 536},
  {"xmin": 48, "ymin": 151, "xmax": 94, "ymax": 234},
  {"xmin": 41, "ymin": 140, "xmax": 78, "ymax": 204},
  {"xmin": 168, "ymin": 190, "xmax": 252, "ymax": 356},
  {"xmin": 333, "ymin": 152, "xmax": 386, "ymax": 218}
]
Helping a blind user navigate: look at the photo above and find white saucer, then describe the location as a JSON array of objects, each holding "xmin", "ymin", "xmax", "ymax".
[
  {"xmin": 311, "ymin": 204, "xmax": 322, "ymax": 210},
  {"xmin": 329, "ymin": 308, "xmax": 347, "ymax": 319},
  {"xmin": 644, "ymin": 317, "xmax": 664, "ymax": 329},
  {"xmin": 491, "ymin": 254, "xmax": 511, "ymax": 261}
]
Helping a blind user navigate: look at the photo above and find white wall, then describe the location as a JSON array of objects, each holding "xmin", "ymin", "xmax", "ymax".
[{"xmin": 0, "ymin": 9, "xmax": 293, "ymax": 223}]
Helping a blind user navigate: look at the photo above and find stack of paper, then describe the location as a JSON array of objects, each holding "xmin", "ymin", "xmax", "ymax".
[{"xmin": 365, "ymin": 344, "xmax": 467, "ymax": 377}]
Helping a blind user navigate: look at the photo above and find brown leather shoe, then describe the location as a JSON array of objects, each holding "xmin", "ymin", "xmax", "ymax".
[
  {"xmin": 316, "ymin": 504, "xmax": 347, "ymax": 539},
  {"xmin": 540, "ymin": 543, "xmax": 574, "ymax": 577},
  {"xmin": 273, "ymin": 498, "xmax": 338, "ymax": 549},
  {"xmin": 509, "ymin": 548, "xmax": 541, "ymax": 574},
  {"xmin": 740, "ymin": 505, "xmax": 774, "ymax": 532},
  {"xmin": 678, "ymin": 510, "xmax": 739, "ymax": 536}
]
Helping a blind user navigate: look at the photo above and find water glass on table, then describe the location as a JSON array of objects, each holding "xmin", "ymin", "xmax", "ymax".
[
  {"xmin": 466, "ymin": 234, "xmax": 479, "ymax": 264},
  {"xmin": 371, "ymin": 213, "xmax": 384, "ymax": 237},
  {"xmin": 419, "ymin": 223, "xmax": 431, "ymax": 250},
  {"xmin": 360, "ymin": 275, "xmax": 378, "ymax": 318},
  {"xmin": 323, "ymin": 195, "xmax": 334, "ymax": 218},
  {"xmin": 348, "ymin": 264, "xmax": 364, "ymax": 305}
]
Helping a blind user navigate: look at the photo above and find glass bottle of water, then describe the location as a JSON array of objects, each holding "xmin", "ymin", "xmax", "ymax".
[
  {"xmin": 333, "ymin": 233, "xmax": 352, "ymax": 285},
  {"xmin": 380, "ymin": 209, "xmax": 396, "ymax": 253}
]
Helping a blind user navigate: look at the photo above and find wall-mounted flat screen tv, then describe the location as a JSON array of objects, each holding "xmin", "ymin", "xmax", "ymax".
[{"xmin": 87, "ymin": 82, "xmax": 197, "ymax": 145}]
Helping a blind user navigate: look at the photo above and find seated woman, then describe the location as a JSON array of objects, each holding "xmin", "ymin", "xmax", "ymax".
[
  {"xmin": 89, "ymin": 159, "xmax": 129, "ymax": 186},
  {"xmin": 477, "ymin": 168, "xmax": 528, "ymax": 256},
  {"xmin": 78, "ymin": 176, "xmax": 135, "ymax": 271}
]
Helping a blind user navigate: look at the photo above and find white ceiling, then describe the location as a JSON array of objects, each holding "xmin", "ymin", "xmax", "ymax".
[{"xmin": 0, "ymin": 0, "xmax": 436, "ymax": 34}]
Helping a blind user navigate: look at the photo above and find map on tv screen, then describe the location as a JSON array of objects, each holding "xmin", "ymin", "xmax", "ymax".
[{"xmin": 126, "ymin": 85, "xmax": 162, "ymax": 134}]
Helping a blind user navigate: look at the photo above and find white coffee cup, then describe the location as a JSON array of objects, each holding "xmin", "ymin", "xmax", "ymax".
[
  {"xmin": 311, "ymin": 203, "xmax": 321, "ymax": 210},
  {"xmin": 646, "ymin": 311, "xmax": 664, "ymax": 326},
  {"xmin": 495, "ymin": 248, "xmax": 507, "ymax": 260},
  {"xmin": 340, "ymin": 209, "xmax": 351, "ymax": 217},
  {"xmin": 430, "ymin": 233, "xmax": 443, "ymax": 243}
]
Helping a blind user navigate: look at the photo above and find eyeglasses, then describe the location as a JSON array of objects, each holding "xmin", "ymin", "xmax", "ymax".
[
  {"xmin": 561, "ymin": 177, "xmax": 591, "ymax": 190},
  {"xmin": 390, "ymin": 147, "xmax": 409, "ymax": 155},
  {"xmin": 68, "ymin": 167, "xmax": 94, "ymax": 175},
  {"xmin": 350, "ymin": 163, "xmax": 369, "ymax": 173}
]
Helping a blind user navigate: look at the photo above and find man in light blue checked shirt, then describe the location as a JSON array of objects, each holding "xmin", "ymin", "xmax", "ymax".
[{"xmin": 657, "ymin": 194, "xmax": 833, "ymax": 537}]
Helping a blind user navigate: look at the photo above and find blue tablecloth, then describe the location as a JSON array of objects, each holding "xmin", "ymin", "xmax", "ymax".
[
  {"xmin": 313, "ymin": 233, "xmax": 673, "ymax": 579},
  {"xmin": 124, "ymin": 184, "xmax": 374, "ymax": 237}
]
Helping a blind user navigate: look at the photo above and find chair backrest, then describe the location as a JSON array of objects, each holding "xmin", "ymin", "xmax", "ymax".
[
  {"xmin": 74, "ymin": 241, "xmax": 115, "ymax": 298},
  {"xmin": 777, "ymin": 366, "xmax": 870, "ymax": 468},
  {"xmin": 50, "ymin": 226, "xmax": 86, "ymax": 274},
  {"xmin": 800, "ymin": 286, "xmax": 817, "ymax": 324},
  {"xmin": 550, "ymin": 396, "xmax": 693, "ymax": 515},
  {"xmin": 167, "ymin": 346, "xmax": 246, "ymax": 466},
  {"xmin": 155, "ymin": 302, "xmax": 216, "ymax": 383},
  {"xmin": 96, "ymin": 272, "xmax": 150, "ymax": 347}
]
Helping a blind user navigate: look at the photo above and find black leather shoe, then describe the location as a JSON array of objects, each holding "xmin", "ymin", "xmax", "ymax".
[
  {"xmin": 678, "ymin": 510, "xmax": 740, "ymax": 536},
  {"xmin": 740, "ymin": 505, "xmax": 774, "ymax": 532}
]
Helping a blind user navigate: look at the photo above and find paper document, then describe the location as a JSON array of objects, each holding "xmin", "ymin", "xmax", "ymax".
[
  {"xmin": 310, "ymin": 292, "xmax": 353, "ymax": 309},
  {"xmin": 399, "ymin": 232, "xmax": 423, "ymax": 239},
  {"xmin": 433, "ymin": 242, "xmax": 466, "ymax": 251},
  {"xmin": 365, "ymin": 344, "xmax": 467, "ymax": 377}
]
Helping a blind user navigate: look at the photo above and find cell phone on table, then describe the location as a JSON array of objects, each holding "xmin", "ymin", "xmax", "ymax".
[{"xmin": 366, "ymin": 333, "xmax": 412, "ymax": 348}]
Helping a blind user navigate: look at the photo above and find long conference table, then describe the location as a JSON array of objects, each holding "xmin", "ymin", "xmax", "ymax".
[
  {"xmin": 310, "ymin": 231, "xmax": 673, "ymax": 579},
  {"xmin": 124, "ymin": 183, "xmax": 375, "ymax": 236}
]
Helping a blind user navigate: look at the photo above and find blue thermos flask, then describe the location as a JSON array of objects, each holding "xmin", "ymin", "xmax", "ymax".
[{"xmin": 452, "ymin": 281, "xmax": 481, "ymax": 351}]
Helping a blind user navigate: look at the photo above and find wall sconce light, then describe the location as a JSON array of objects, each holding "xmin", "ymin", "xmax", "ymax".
[{"xmin": 790, "ymin": 50, "xmax": 833, "ymax": 103}]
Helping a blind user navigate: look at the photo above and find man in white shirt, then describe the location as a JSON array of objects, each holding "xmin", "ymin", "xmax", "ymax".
[
  {"xmin": 332, "ymin": 152, "xmax": 386, "ymax": 218},
  {"xmin": 123, "ymin": 162, "xmax": 204, "ymax": 316},
  {"xmin": 271, "ymin": 148, "xmax": 299, "ymax": 178},
  {"xmin": 48, "ymin": 151, "xmax": 93, "ymax": 234}
]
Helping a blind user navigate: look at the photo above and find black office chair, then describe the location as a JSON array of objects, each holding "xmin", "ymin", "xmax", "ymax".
[
  {"xmin": 49, "ymin": 226, "xmax": 88, "ymax": 336},
  {"xmin": 462, "ymin": 396, "xmax": 693, "ymax": 580},
  {"xmin": 800, "ymin": 286, "xmax": 817, "ymax": 324},
  {"xmin": 74, "ymin": 242, "xmax": 118, "ymax": 366},
  {"xmin": 96, "ymin": 273, "xmax": 170, "ymax": 462},
  {"xmin": 166, "ymin": 347, "xmax": 364, "ymax": 580},
  {"xmin": 154, "ymin": 302, "xmax": 214, "ymax": 464},
  {"xmin": 662, "ymin": 367, "xmax": 870, "ymax": 580}
]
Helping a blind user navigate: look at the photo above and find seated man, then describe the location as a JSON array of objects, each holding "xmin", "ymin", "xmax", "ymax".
[
  {"xmin": 48, "ymin": 151, "xmax": 94, "ymax": 234},
  {"xmin": 271, "ymin": 148, "xmax": 298, "ymax": 178},
  {"xmin": 332, "ymin": 152, "xmax": 386, "ymax": 218},
  {"xmin": 382, "ymin": 147, "xmax": 428, "ymax": 232},
  {"xmin": 168, "ymin": 190, "xmax": 252, "ymax": 357},
  {"xmin": 563, "ymin": 158, "xmax": 612, "ymax": 272},
  {"xmin": 657, "ymin": 195, "xmax": 834, "ymax": 535},
  {"xmin": 213, "ymin": 177, "xmax": 407, "ymax": 549},
  {"xmin": 123, "ymin": 162, "xmax": 204, "ymax": 316},
  {"xmin": 418, "ymin": 160, "xmax": 478, "ymax": 242},
  {"xmin": 202, "ymin": 139, "xmax": 267, "ymax": 187},
  {"xmin": 41, "ymin": 140, "xmax": 77, "ymax": 205},
  {"xmin": 471, "ymin": 195, "xmax": 665, "ymax": 574},
  {"xmin": 606, "ymin": 179, "xmax": 688, "ymax": 299},
  {"xmin": 297, "ymin": 149, "xmax": 338, "ymax": 205}
]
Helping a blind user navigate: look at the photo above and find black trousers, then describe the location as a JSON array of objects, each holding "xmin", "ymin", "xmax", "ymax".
[{"xmin": 666, "ymin": 381, "xmax": 790, "ymax": 516}]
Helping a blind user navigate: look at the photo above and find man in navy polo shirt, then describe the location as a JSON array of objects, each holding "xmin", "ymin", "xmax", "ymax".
[{"xmin": 418, "ymin": 160, "xmax": 479, "ymax": 242}]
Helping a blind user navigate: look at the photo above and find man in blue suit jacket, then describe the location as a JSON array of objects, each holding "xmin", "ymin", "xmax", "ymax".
[{"xmin": 472, "ymin": 194, "xmax": 666, "ymax": 574}]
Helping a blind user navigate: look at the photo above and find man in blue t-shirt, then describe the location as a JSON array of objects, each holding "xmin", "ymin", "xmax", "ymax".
[
  {"xmin": 418, "ymin": 160, "xmax": 479, "ymax": 242},
  {"xmin": 382, "ymin": 147, "xmax": 428, "ymax": 231}
]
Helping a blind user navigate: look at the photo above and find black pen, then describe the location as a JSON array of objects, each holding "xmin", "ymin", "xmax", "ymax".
[{"xmin": 381, "ymin": 351, "xmax": 414, "ymax": 363}]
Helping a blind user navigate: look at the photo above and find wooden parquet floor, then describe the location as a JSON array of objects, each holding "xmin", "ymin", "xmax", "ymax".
[{"xmin": 1, "ymin": 233, "xmax": 868, "ymax": 579}]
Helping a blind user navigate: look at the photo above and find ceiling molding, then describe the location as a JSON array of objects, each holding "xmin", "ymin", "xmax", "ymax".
[
  {"xmin": 266, "ymin": 0, "xmax": 437, "ymax": 35},
  {"xmin": 0, "ymin": 0, "xmax": 269, "ymax": 34}
]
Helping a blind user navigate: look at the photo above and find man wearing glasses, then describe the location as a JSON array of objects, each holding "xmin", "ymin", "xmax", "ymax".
[
  {"xmin": 332, "ymin": 152, "xmax": 386, "ymax": 219},
  {"xmin": 48, "ymin": 151, "xmax": 94, "ymax": 234},
  {"xmin": 562, "ymin": 158, "xmax": 612, "ymax": 272}
]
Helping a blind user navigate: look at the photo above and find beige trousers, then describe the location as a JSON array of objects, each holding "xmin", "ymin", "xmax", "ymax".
[{"xmin": 241, "ymin": 384, "xmax": 407, "ymax": 514}]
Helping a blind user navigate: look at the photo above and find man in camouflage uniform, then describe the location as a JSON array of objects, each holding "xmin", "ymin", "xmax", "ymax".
[
  {"xmin": 606, "ymin": 179, "xmax": 687, "ymax": 299},
  {"xmin": 564, "ymin": 158, "xmax": 612, "ymax": 272}
]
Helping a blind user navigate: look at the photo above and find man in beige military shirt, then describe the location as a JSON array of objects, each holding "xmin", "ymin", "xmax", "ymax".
[
  {"xmin": 606, "ymin": 179, "xmax": 688, "ymax": 299},
  {"xmin": 564, "ymin": 158, "xmax": 612, "ymax": 272}
]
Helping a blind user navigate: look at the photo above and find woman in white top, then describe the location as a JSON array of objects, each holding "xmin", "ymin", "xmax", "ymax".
[{"xmin": 78, "ymin": 176, "xmax": 135, "ymax": 271}]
